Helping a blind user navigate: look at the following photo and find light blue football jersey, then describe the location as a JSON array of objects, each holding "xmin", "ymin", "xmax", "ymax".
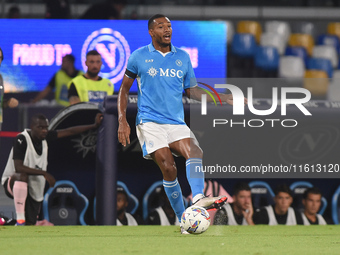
[{"xmin": 126, "ymin": 43, "xmax": 197, "ymax": 125}]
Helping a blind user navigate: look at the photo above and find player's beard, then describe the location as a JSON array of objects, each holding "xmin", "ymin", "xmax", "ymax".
[
  {"xmin": 117, "ymin": 208, "xmax": 125, "ymax": 216},
  {"xmin": 159, "ymin": 41, "xmax": 171, "ymax": 48},
  {"xmin": 87, "ymin": 70, "xmax": 100, "ymax": 78}
]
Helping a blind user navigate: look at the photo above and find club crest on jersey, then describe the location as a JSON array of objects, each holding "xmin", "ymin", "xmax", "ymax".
[
  {"xmin": 81, "ymin": 28, "xmax": 131, "ymax": 84},
  {"xmin": 175, "ymin": 59, "xmax": 182, "ymax": 66}
]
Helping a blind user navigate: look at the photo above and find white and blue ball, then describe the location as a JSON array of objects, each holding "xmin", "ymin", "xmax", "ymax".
[{"xmin": 181, "ymin": 205, "xmax": 210, "ymax": 234}]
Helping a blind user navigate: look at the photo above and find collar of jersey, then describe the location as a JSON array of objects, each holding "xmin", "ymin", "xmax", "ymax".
[{"xmin": 148, "ymin": 43, "xmax": 176, "ymax": 53}]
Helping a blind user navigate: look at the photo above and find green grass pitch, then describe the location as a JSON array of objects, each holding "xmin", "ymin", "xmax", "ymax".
[{"xmin": 1, "ymin": 225, "xmax": 340, "ymax": 254}]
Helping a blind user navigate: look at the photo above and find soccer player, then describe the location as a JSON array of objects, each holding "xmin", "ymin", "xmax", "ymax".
[
  {"xmin": 117, "ymin": 14, "xmax": 240, "ymax": 234},
  {"xmin": 1, "ymin": 113, "xmax": 103, "ymax": 225},
  {"xmin": 214, "ymin": 182, "xmax": 254, "ymax": 225},
  {"xmin": 253, "ymin": 184, "xmax": 303, "ymax": 225},
  {"xmin": 68, "ymin": 50, "xmax": 114, "ymax": 105},
  {"xmin": 301, "ymin": 187, "xmax": 327, "ymax": 225}
]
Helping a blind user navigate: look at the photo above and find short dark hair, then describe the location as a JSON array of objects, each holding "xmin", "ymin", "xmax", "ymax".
[
  {"xmin": 63, "ymin": 54, "xmax": 75, "ymax": 63},
  {"xmin": 30, "ymin": 114, "xmax": 47, "ymax": 125},
  {"xmin": 148, "ymin": 14, "xmax": 166, "ymax": 29},
  {"xmin": 233, "ymin": 182, "xmax": 251, "ymax": 196},
  {"xmin": 303, "ymin": 187, "xmax": 322, "ymax": 200},
  {"xmin": 117, "ymin": 186, "xmax": 128, "ymax": 201},
  {"xmin": 7, "ymin": 5, "xmax": 20, "ymax": 18},
  {"xmin": 86, "ymin": 50, "xmax": 101, "ymax": 58},
  {"xmin": 274, "ymin": 184, "xmax": 293, "ymax": 197}
]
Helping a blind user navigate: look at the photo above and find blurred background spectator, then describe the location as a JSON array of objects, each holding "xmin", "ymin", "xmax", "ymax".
[
  {"xmin": 45, "ymin": 0, "xmax": 71, "ymax": 19},
  {"xmin": 81, "ymin": 0, "xmax": 127, "ymax": 20},
  {"xmin": 7, "ymin": 5, "xmax": 21, "ymax": 19}
]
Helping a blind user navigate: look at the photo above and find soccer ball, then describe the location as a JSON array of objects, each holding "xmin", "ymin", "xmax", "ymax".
[{"xmin": 181, "ymin": 205, "xmax": 210, "ymax": 234}]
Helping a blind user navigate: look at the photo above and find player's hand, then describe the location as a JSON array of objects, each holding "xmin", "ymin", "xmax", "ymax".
[
  {"xmin": 223, "ymin": 94, "xmax": 247, "ymax": 106},
  {"xmin": 242, "ymin": 204, "xmax": 254, "ymax": 225},
  {"xmin": 118, "ymin": 119, "xmax": 130, "ymax": 147},
  {"xmin": 6, "ymin": 98, "xmax": 19, "ymax": 108},
  {"xmin": 94, "ymin": 113, "xmax": 103, "ymax": 128},
  {"xmin": 44, "ymin": 172, "xmax": 56, "ymax": 188}
]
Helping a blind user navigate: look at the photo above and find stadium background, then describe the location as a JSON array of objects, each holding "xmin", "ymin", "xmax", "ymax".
[{"xmin": 1, "ymin": 0, "xmax": 340, "ymax": 227}]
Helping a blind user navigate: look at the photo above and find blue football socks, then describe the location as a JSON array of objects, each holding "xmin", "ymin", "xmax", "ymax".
[
  {"xmin": 163, "ymin": 178, "xmax": 185, "ymax": 222},
  {"xmin": 186, "ymin": 158, "xmax": 205, "ymax": 199}
]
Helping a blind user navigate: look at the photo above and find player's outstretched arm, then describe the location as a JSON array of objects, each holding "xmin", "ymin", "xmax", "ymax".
[
  {"xmin": 32, "ymin": 85, "xmax": 52, "ymax": 103},
  {"xmin": 118, "ymin": 75, "xmax": 134, "ymax": 147},
  {"xmin": 242, "ymin": 204, "xmax": 255, "ymax": 225},
  {"xmin": 186, "ymin": 87, "xmax": 247, "ymax": 106},
  {"xmin": 56, "ymin": 113, "xmax": 103, "ymax": 138}
]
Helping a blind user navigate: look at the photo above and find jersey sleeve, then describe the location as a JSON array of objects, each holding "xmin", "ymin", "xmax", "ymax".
[
  {"xmin": 125, "ymin": 51, "xmax": 138, "ymax": 78},
  {"xmin": 183, "ymin": 53, "xmax": 197, "ymax": 90},
  {"xmin": 12, "ymin": 134, "xmax": 27, "ymax": 161}
]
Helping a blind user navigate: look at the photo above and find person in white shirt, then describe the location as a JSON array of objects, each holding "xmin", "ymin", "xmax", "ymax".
[
  {"xmin": 214, "ymin": 182, "xmax": 254, "ymax": 225},
  {"xmin": 301, "ymin": 187, "xmax": 327, "ymax": 225},
  {"xmin": 116, "ymin": 186, "xmax": 138, "ymax": 226}
]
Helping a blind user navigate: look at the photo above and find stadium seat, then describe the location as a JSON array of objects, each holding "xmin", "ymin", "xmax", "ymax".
[
  {"xmin": 332, "ymin": 185, "xmax": 340, "ymax": 224},
  {"xmin": 279, "ymin": 56, "xmax": 305, "ymax": 78},
  {"xmin": 231, "ymin": 33, "xmax": 257, "ymax": 57},
  {"xmin": 316, "ymin": 34, "xmax": 340, "ymax": 55},
  {"xmin": 265, "ymin": 21, "xmax": 291, "ymax": 43},
  {"xmin": 43, "ymin": 180, "xmax": 88, "ymax": 225},
  {"xmin": 327, "ymin": 22, "xmax": 340, "ymax": 40},
  {"xmin": 304, "ymin": 70, "xmax": 329, "ymax": 97},
  {"xmin": 292, "ymin": 21, "xmax": 317, "ymax": 38},
  {"xmin": 142, "ymin": 181, "xmax": 188, "ymax": 223},
  {"xmin": 289, "ymin": 181, "xmax": 327, "ymax": 215},
  {"xmin": 260, "ymin": 32, "xmax": 286, "ymax": 55},
  {"xmin": 288, "ymin": 33, "xmax": 315, "ymax": 56},
  {"xmin": 225, "ymin": 20, "xmax": 235, "ymax": 45},
  {"xmin": 285, "ymin": 46, "xmax": 308, "ymax": 66},
  {"xmin": 312, "ymin": 45, "xmax": 338, "ymax": 68},
  {"xmin": 237, "ymin": 20, "xmax": 262, "ymax": 43},
  {"xmin": 248, "ymin": 181, "xmax": 275, "ymax": 209},
  {"xmin": 254, "ymin": 46, "xmax": 280, "ymax": 71},
  {"xmin": 93, "ymin": 181, "xmax": 139, "ymax": 221},
  {"xmin": 307, "ymin": 58, "xmax": 333, "ymax": 78},
  {"xmin": 327, "ymin": 70, "xmax": 340, "ymax": 101}
]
